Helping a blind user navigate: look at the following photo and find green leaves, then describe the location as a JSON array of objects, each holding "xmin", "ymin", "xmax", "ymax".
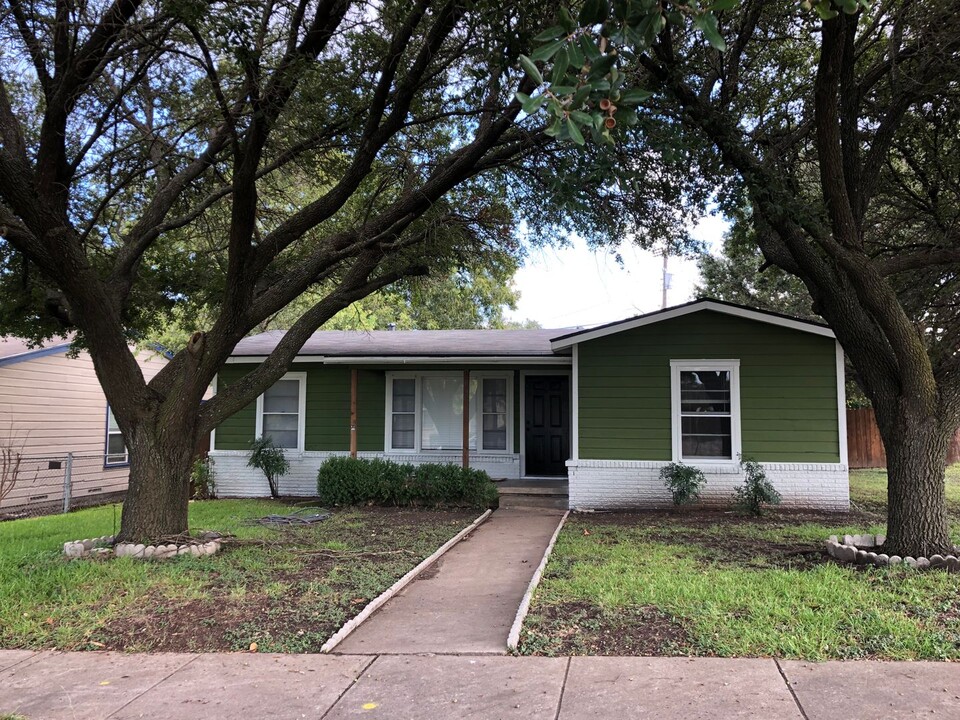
[
  {"xmin": 518, "ymin": 54, "xmax": 543, "ymax": 86},
  {"xmin": 579, "ymin": 0, "xmax": 608, "ymax": 26},
  {"xmin": 518, "ymin": 1, "xmax": 741, "ymax": 147},
  {"xmin": 693, "ymin": 12, "xmax": 727, "ymax": 52},
  {"xmin": 619, "ymin": 88, "xmax": 653, "ymax": 105},
  {"xmin": 566, "ymin": 117, "xmax": 585, "ymax": 145},
  {"xmin": 530, "ymin": 39, "xmax": 566, "ymax": 63}
]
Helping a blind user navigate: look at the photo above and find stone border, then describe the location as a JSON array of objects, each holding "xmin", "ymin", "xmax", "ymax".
[
  {"xmin": 507, "ymin": 510, "xmax": 569, "ymax": 652},
  {"xmin": 320, "ymin": 508, "xmax": 493, "ymax": 653},
  {"xmin": 825, "ymin": 534, "xmax": 960, "ymax": 570},
  {"xmin": 63, "ymin": 536, "xmax": 221, "ymax": 560}
]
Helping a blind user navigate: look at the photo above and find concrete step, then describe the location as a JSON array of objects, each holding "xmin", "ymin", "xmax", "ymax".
[{"xmin": 497, "ymin": 493, "xmax": 569, "ymax": 510}]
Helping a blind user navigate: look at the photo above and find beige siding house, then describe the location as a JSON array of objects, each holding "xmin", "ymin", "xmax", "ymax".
[{"xmin": 0, "ymin": 337, "xmax": 168, "ymax": 512}]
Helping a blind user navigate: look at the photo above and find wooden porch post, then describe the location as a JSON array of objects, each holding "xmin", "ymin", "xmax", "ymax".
[
  {"xmin": 350, "ymin": 368, "xmax": 358, "ymax": 458},
  {"xmin": 462, "ymin": 369, "xmax": 470, "ymax": 469}
]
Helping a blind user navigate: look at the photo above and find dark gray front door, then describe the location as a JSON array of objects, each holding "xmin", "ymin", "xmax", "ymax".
[{"xmin": 524, "ymin": 376, "xmax": 570, "ymax": 476}]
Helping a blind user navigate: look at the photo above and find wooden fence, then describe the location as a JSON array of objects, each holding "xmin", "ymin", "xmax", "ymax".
[{"xmin": 847, "ymin": 408, "xmax": 960, "ymax": 469}]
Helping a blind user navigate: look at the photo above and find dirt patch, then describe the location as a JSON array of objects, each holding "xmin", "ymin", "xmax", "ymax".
[
  {"xmin": 92, "ymin": 507, "xmax": 477, "ymax": 653},
  {"xmin": 568, "ymin": 509, "xmax": 877, "ymax": 570},
  {"xmin": 577, "ymin": 507, "xmax": 878, "ymax": 528},
  {"xmin": 520, "ymin": 601, "xmax": 691, "ymax": 656}
]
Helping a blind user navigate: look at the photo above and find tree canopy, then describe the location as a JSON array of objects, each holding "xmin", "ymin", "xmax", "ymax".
[{"xmin": 523, "ymin": 0, "xmax": 960, "ymax": 555}]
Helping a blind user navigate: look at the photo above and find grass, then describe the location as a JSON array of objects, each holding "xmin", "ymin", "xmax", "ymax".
[
  {"xmin": 0, "ymin": 500, "xmax": 476, "ymax": 652},
  {"xmin": 520, "ymin": 466, "xmax": 960, "ymax": 660}
]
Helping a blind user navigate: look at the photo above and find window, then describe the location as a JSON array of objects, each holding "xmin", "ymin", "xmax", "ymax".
[
  {"xmin": 670, "ymin": 360, "xmax": 740, "ymax": 462},
  {"xmin": 482, "ymin": 378, "xmax": 508, "ymax": 451},
  {"xmin": 104, "ymin": 406, "xmax": 128, "ymax": 466},
  {"xmin": 256, "ymin": 373, "xmax": 306, "ymax": 450},
  {"xmin": 391, "ymin": 378, "xmax": 416, "ymax": 449},
  {"xmin": 386, "ymin": 372, "xmax": 512, "ymax": 453}
]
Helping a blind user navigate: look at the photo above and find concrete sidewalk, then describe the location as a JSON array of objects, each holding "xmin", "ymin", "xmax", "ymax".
[
  {"xmin": 336, "ymin": 507, "xmax": 565, "ymax": 655},
  {"xmin": 3, "ymin": 650, "xmax": 959, "ymax": 719}
]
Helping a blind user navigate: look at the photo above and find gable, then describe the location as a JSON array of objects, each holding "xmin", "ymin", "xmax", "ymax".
[{"xmin": 575, "ymin": 310, "xmax": 841, "ymax": 463}]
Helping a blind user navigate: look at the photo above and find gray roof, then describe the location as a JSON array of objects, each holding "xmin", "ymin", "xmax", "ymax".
[
  {"xmin": 0, "ymin": 335, "xmax": 72, "ymax": 362},
  {"xmin": 233, "ymin": 328, "xmax": 571, "ymax": 358}
]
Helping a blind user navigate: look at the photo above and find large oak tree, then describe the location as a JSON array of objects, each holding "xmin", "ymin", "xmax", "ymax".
[
  {"xmin": 528, "ymin": 0, "xmax": 960, "ymax": 555},
  {"xmin": 0, "ymin": 0, "xmax": 608, "ymax": 541}
]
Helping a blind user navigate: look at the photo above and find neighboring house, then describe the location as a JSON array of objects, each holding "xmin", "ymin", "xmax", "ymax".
[
  {"xmin": 0, "ymin": 337, "xmax": 168, "ymax": 511},
  {"xmin": 209, "ymin": 299, "xmax": 849, "ymax": 510}
]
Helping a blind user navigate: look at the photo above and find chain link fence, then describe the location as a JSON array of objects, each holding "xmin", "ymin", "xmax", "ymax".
[{"xmin": 0, "ymin": 452, "xmax": 128, "ymax": 517}]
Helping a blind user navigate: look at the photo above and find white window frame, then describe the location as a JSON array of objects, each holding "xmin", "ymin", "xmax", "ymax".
[
  {"xmin": 384, "ymin": 371, "xmax": 514, "ymax": 454},
  {"xmin": 104, "ymin": 405, "xmax": 129, "ymax": 467},
  {"xmin": 670, "ymin": 360, "xmax": 741, "ymax": 464},
  {"xmin": 255, "ymin": 372, "xmax": 307, "ymax": 452}
]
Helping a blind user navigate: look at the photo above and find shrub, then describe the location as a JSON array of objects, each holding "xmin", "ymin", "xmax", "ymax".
[
  {"xmin": 659, "ymin": 462, "xmax": 706, "ymax": 506},
  {"xmin": 191, "ymin": 456, "xmax": 216, "ymax": 499},
  {"xmin": 248, "ymin": 436, "xmax": 290, "ymax": 498},
  {"xmin": 733, "ymin": 457, "xmax": 781, "ymax": 516},
  {"xmin": 316, "ymin": 457, "xmax": 499, "ymax": 509}
]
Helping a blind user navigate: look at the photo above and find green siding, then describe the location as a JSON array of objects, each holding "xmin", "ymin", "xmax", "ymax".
[
  {"xmin": 212, "ymin": 365, "xmax": 258, "ymax": 450},
  {"xmin": 577, "ymin": 311, "xmax": 840, "ymax": 463},
  {"xmin": 213, "ymin": 363, "xmax": 563, "ymax": 453},
  {"xmin": 356, "ymin": 369, "xmax": 385, "ymax": 451}
]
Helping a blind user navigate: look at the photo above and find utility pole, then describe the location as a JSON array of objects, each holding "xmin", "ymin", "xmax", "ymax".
[{"xmin": 661, "ymin": 249, "xmax": 671, "ymax": 309}]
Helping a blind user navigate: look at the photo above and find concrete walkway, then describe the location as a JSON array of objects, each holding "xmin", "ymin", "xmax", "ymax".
[
  {"xmin": 3, "ymin": 650, "xmax": 959, "ymax": 719},
  {"xmin": 336, "ymin": 507, "xmax": 565, "ymax": 654}
]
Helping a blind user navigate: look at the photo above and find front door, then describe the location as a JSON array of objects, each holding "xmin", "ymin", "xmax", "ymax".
[{"xmin": 524, "ymin": 376, "xmax": 570, "ymax": 476}]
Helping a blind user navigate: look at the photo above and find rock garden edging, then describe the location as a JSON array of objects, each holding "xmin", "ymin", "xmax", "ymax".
[
  {"xmin": 825, "ymin": 533, "xmax": 960, "ymax": 571},
  {"xmin": 63, "ymin": 536, "xmax": 222, "ymax": 560}
]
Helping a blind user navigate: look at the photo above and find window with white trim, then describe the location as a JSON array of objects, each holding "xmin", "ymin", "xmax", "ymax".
[
  {"xmin": 386, "ymin": 372, "xmax": 512, "ymax": 453},
  {"xmin": 671, "ymin": 361, "xmax": 741, "ymax": 462},
  {"xmin": 481, "ymin": 377, "xmax": 508, "ymax": 451},
  {"xmin": 105, "ymin": 406, "xmax": 128, "ymax": 466},
  {"xmin": 391, "ymin": 378, "xmax": 416, "ymax": 449},
  {"xmin": 256, "ymin": 373, "xmax": 305, "ymax": 450}
]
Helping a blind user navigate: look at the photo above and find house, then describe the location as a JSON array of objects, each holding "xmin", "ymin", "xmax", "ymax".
[
  {"xmin": 209, "ymin": 299, "xmax": 849, "ymax": 510},
  {"xmin": 0, "ymin": 337, "xmax": 168, "ymax": 512}
]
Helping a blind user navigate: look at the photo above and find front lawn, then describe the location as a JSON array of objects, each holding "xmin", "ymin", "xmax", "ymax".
[
  {"xmin": 519, "ymin": 466, "xmax": 960, "ymax": 660},
  {"xmin": 0, "ymin": 500, "xmax": 476, "ymax": 652}
]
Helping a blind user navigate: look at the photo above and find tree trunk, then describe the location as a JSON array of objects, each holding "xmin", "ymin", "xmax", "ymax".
[
  {"xmin": 117, "ymin": 421, "xmax": 197, "ymax": 543},
  {"xmin": 876, "ymin": 402, "xmax": 955, "ymax": 558}
]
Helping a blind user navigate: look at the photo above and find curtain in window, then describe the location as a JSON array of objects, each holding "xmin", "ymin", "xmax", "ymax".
[{"xmin": 420, "ymin": 376, "xmax": 476, "ymax": 451}]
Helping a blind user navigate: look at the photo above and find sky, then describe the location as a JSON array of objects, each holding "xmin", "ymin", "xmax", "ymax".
[{"xmin": 506, "ymin": 213, "xmax": 730, "ymax": 331}]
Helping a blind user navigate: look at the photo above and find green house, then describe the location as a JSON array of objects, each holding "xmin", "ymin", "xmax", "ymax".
[{"xmin": 209, "ymin": 299, "xmax": 849, "ymax": 510}]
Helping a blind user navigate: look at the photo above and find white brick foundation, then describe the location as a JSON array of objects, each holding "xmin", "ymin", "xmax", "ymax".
[
  {"xmin": 208, "ymin": 450, "xmax": 521, "ymax": 498},
  {"xmin": 567, "ymin": 459, "xmax": 849, "ymax": 512}
]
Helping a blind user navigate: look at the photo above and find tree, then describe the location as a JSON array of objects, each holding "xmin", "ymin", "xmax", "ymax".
[
  {"xmin": 696, "ymin": 209, "xmax": 817, "ymax": 322},
  {"xmin": 526, "ymin": 0, "xmax": 960, "ymax": 556},
  {"xmin": 1, "ymin": 0, "xmax": 625, "ymax": 541},
  {"xmin": 153, "ymin": 255, "xmax": 529, "ymax": 352}
]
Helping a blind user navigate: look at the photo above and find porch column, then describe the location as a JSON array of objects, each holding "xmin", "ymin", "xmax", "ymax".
[
  {"xmin": 350, "ymin": 368, "xmax": 358, "ymax": 458},
  {"xmin": 462, "ymin": 369, "xmax": 470, "ymax": 469}
]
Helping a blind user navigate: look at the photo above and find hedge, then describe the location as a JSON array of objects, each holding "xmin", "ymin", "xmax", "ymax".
[{"xmin": 316, "ymin": 457, "xmax": 499, "ymax": 509}]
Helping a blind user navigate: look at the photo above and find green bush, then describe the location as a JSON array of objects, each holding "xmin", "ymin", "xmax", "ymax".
[
  {"xmin": 658, "ymin": 462, "xmax": 706, "ymax": 505},
  {"xmin": 191, "ymin": 456, "xmax": 216, "ymax": 499},
  {"xmin": 733, "ymin": 457, "xmax": 782, "ymax": 515},
  {"xmin": 248, "ymin": 436, "xmax": 290, "ymax": 498},
  {"xmin": 316, "ymin": 457, "xmax": 499, "ymax": 509}
]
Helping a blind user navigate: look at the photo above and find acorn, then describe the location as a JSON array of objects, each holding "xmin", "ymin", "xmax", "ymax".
[
  {"xmin": 599, "ymin": 98, "xmax": 612, "ymax": 111},
  {"xmin": 604, "ymin": 116, "xmax": 617, "ymax": 129}
]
